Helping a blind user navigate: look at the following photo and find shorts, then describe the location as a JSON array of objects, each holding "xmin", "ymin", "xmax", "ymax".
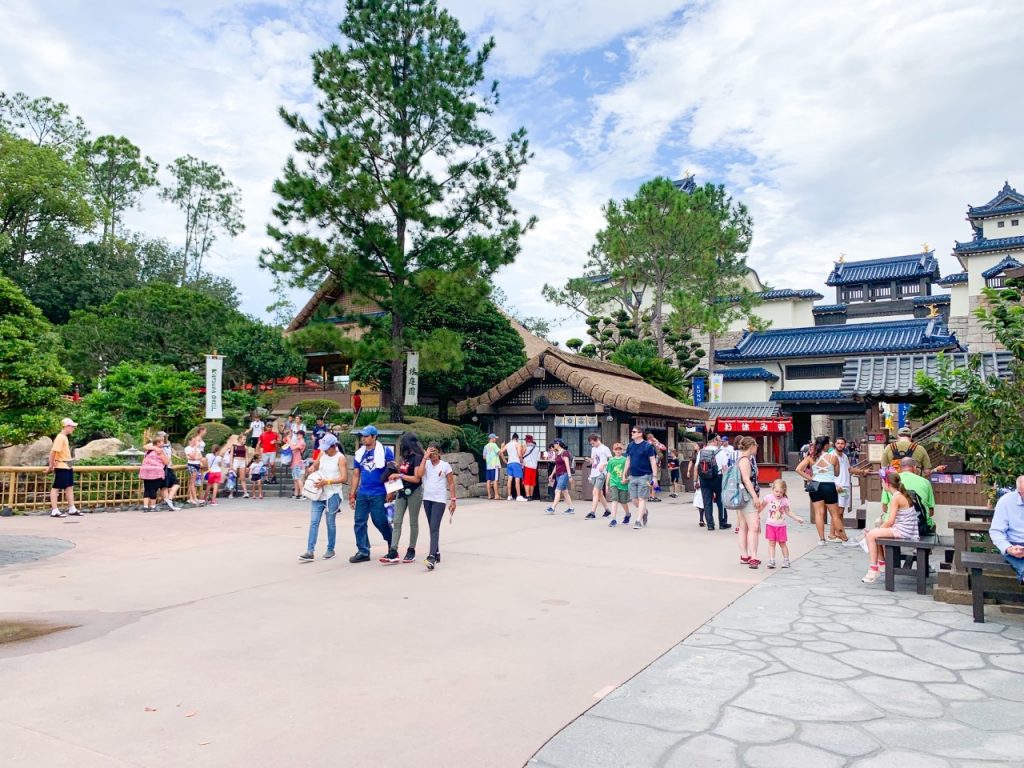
[
  {"xmin": 590, "ymin": 473, "xmax": 606, "ymax": 490},
  {"xmin": 143, "ymin": 478, "xmax": 163, "ymax": 499},
  {"xmin": 232, "ymin": 457, "xmax": 247, "ymax": 470},
  {"xmin": 207, "ymin": 472, "xmax": 223, "ymax": 485},
  {"xmin": 507, "ymin": 463, "xmax": 523, "ymax": 479},
  {"xmin": 524, "ymin": 467, "xmax": 537, "ymax": 486},
  {"xmin": 262, "ymin": 453, "xmax": 276, "ymax": 465},
  {"xmin": 291, "ymin": 465, "xmax": 305, "ymax": 480},
  {"xmin": 670, "ymin": 468, "xmax": 681, "ymax": 482},
  {"xmin": 486, "ymin": 468, "xmax": 498, "ymax": 482},
  {"xmin": 809, "ymin": 482, "xmax": 839, "ymax": 505},
  {"xmin": 628, "ymin": 474, "xmax": 652, "ymax": 500},
  {"xmin": 765, "ymin": 524, "xmax": 788, "ymax": 543},
  {"xmin": 163, "ymin": 467, "xmax": 178, "ymax": 488},
  {"xmin": 554, "ymin": 474, "xmax": 569, "ymax": 491},
  {"xmin": 52, "ymin": 468, "xmax": 74, "ymax": 490},
  {"xmin": 609, "ymin": 486, "xmax": 630, "ymax": 505},
  {"xmin": 187, "ymin": 463, "xmax": 201, "ymax": 478},
  {"xmin": 249, "ymin": 437, "xmax": 260, "ymax": 448}
]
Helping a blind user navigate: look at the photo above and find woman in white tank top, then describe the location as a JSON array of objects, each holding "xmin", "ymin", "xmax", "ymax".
[{"xmin": 299, "ymin": 434, "xmax": 348, "ymax": 562}]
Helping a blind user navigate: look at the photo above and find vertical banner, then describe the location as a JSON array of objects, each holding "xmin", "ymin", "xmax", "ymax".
[
  {"xmin": 693, "ymin": 377, "xmax": 706, "ymax": 407},
  {"xmin": 205, "ymin": 355, "xmax": 223, "ymax": 419},
  {"xmin": 404, "ymin": 351, "xmax": 420, "ymax": 406},
  {"xmin": 897, "ymin": 402, "xmax": 911, "ymax": 429},
  {"xmin": 710, "ymin": 373, "xmax": 724, "ymax": 403}
]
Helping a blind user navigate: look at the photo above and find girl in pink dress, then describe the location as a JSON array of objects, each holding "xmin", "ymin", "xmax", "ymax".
[{"xmin": 762, "ymin": 480, "xmax": 805, "ymax": 568}]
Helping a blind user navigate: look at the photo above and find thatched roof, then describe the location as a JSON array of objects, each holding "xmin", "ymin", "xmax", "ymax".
[
  {"xmin": 456, "ymin": 348, "xmax": 709, "ymax": 421},
  {"xmin": 501, "ymin": 312, "xmax": 553, "ymax": 358}
]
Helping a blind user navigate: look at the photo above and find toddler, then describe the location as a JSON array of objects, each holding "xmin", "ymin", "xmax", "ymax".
[
  {"xmin": 248, "ymin": 455, "xmax": 265, "ymax": 499},
  {"xmin": 762, "ymin": 480, "xmax": 804, "ymax": 569}
]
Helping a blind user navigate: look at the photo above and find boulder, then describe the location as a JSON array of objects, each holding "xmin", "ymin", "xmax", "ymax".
[
  {"xmin": 74, "ymin": 438, "xmax": 125, "ymax": 461},
  {"xmin": 0, "ymin": 436, "xmax": 53, "ymax": 467}
]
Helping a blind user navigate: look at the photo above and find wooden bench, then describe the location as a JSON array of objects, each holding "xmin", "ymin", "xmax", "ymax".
[
  {"xmin": 964, "ymin": 507, "xmax": 994, "ymax": 522},
  {"xmin": 880, "ymin": 538, "xmax": 954, "ymax": 595},
  {"xmin": 963, "ymin": 551, "xmax": 1024, "ymax": 623}
]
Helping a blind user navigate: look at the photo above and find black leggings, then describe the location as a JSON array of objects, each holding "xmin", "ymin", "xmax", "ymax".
[{"xmin": 423, "ymin": 500, "xmax": 446, "ymax": 557}]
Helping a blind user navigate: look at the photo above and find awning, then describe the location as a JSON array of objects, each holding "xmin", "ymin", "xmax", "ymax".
[
  {"xmin": 716, "ymin": 418, "xmax": 793, "ymax": 434},
  {"xmin": 702, "ymin": 402, "xmax": 782, "ymax": 419}
]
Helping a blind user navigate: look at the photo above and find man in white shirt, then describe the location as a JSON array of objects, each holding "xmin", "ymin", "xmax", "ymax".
[
  {"xmin": 991, "ymin": 476, "xmax": 1024, "ymax": 583},
  {"xmin": 833, "ymin": 436, "xmax": 853, "ymax": 524},
  {"xmin": 249, "ymin": 414, "xmax": 265, "ymax": 448},
  {"xmin": 586, "ymin": 432, "xmax": 612, "ymax": 519},
  {"xmin": 501, "ymin": 433, "xmax": 525, "ymax": 501}
]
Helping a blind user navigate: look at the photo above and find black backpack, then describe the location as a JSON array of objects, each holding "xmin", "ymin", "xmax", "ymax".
[
  {"xmin": 697, "ymin": 448, "xmax": 721, "ymax": 481},
  {"xmin": 906, "ymin": 489, "xmax": 935, "ymax": 537},
  {"xmin": 889, "ymin": 440, "xmax": 918, "ymax": 461}
]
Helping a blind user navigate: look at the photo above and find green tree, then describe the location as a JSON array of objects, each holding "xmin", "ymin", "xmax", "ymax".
[
  {"xmin": 262, "ymin": 0, "xmax": 534, "ymax": 422},
  {"xmin": 608, "ymin": 339, "xmax": 685, "ymax": 400},
  {"xmin": 80, "ymin": 135, "xmax": 159, "ymax": 243},
  {"xmin": 160, "ymin": 154, "xmax": 244, "ymax": 283},
  {"xmin": 0, "ymin": 92, "xmax": 89, "ymax": 156},
  {"xmin": 0, "ymin": 276, "xmax": 72, "ymax": 447},
  {"xmin": 221, "ymin": 316, "xmax": 306, "ymax": 389}
]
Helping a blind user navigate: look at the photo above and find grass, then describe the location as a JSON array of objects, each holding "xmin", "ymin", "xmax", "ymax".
[{"xmin": 0, "ymin": 620, "xmax": 77, "ymax": 645}]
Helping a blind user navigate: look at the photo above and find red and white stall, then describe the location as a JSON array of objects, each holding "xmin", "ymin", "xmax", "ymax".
[{"xmin": 714, "ymin": 417, "xmax": 793, "ymax": 483}]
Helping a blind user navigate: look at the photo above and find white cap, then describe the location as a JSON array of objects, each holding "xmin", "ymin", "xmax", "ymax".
[{"xmin": 61, "ymin": 418, "xmax": 78, "ymax": 427}]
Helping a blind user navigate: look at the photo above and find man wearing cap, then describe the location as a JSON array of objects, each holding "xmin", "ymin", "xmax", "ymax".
[
  {"xmin": 482, "ymin": 433, "xmax": 502, "ymax": 500},
  {"xmin": 48, "ymin": 418, "xmax": 81, "ymax": 517},
  {"xmin": 521, "ymin": 435, "xmax": 541, "ymax": 500},
  {"xmin": 881, "ymin": 427, "xmax": 934, "ymax": 474},
  {"xmin": 348, "ymin": 425, "xmax": 395, "ymax": 563},
  {"xmin": 299, "ymin": 433, "xmax": 348, "ymax": 562}
]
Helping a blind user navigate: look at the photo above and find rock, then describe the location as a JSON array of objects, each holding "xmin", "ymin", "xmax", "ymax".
[
  {"xmin": 0, "ymin": 436, "xmax": 53, "ymax": 467},
  {"xmin": 74, "ymin": 438, "xmax": 124, "ymax": 461}
]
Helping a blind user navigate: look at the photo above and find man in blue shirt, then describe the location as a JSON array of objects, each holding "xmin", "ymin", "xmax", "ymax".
[
  {"xmin": 990, "ymin": 476, "xmax": 1024, "ymax": 583},
  {"xmin": 348, "ymin": 425, "xmax": 395, "ymax": 563},
  {"xmin": 311, "ymin": 416, "xmax": 329, "ymax": 453},
  {"xmin": 622, "ymin": 427, "xmax": 659, "ymax": 529}
]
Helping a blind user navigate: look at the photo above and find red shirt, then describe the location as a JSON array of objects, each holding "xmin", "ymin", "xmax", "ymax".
[{"xmin": 259, "ymin": 431, "xmax": 279, "ymax": 454}]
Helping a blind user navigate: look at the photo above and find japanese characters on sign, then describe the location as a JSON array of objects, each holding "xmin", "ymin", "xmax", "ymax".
[{"xmin": 715, "ymin": 418, "xmax": 792, "ymax": 433}]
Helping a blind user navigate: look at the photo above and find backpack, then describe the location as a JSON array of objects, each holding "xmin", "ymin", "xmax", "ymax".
[
  {"xmin": 721, "ymin": 459, "xmax": 750, "ymax": 510},
  {"xmin": 889, "ymin": 440, "xmax": 917, "ymax": 461},
  {"xmin": 697, "ymin": 448, "xmax": 721, "ymax": 481},
  {"xmin": 906, "ymin": 489, "xmax": 935, "ymax": 537}
]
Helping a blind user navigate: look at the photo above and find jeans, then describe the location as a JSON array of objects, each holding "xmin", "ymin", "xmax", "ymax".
[
  {"xmin": 308, "ymin": 494, "xmax": 341, "ymax": 553},
  {"xmin": 1003, "ymin": 551, "xmax": 1024, "ymax": 583},
  {"xmin": 354, "ymin": 493, "xmax": 393, "ymax": 556},
  {"xmin": 391, "ymin": 484, "xmax": 423, "ymax": 551},
  {"xmin": 700, "ymin": 475, "xmax": 726, "ymax": 527},
  {"xmin": 424, "ymin": 500, "xmax": 446, "ymax": 557}
]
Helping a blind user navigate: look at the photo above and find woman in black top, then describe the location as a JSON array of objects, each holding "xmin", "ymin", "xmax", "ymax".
[{"xmin": 382, "ymin": 431, "xmax": 426, "ymax": 564}]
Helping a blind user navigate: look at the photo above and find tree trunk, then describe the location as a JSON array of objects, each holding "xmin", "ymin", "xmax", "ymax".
[
  {"xmin": 707, "ymin": 331, "xmax": 716, "ymax": 386},
  {"xmin": 652, "ymin": 287, "xmax": 665, "ymax": 357},
  {"xmin": 390, "ymin": 308, "xmax": 405, "ymax": 423},
  {"xmin": 436, "ymin": 391, "xmax": 450, "ymax": 423}
]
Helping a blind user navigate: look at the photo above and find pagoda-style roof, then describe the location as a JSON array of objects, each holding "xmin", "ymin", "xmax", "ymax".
[
  {"xmin": 703, "ymin": 402, "xmax": 782, "ymax": 419},
  {"xmin": 756, "ymin": 288, "xmax": 823, "ymax": 302},
  {"xmin": 826, "ymin": 252, "xmax": 940, "ymax": 286},
  {"xmin": 911, "ymin": 295, "xmax": 950, "ymax": 306},
  {"xmin": 841, "ymin": 351, "xmax": 1014, "ymax": 399},
  {"xmin": 953, "ymin": 234, "xmax": 1024, "ymax": 258},
  {"xmin": 672, "ymin": 175, "xmax": 697, "ymax": 193},
  {"xmin": 715, "ymin": 367, "xmax": 779, "ymax": 382},
  {"xmin": 812, "ymin": 303, "xmax": 848, "ymax": 315},
  {"xmin": 455, "ymin": 348, "xmax": 708, "ymax": 421},
  {"xmin": 937, "ymin": 272, "xmax": 968, "ymax": 286},
  {"xmin": 982, "ymin": 256, "xmax": 1024, "ymax": 279},
  {"xmin": 769, "ymin": 390, "xmax": 845, "ymax": 402},
  {"xmin": 967, "ymin": 181, "xmax": 1024, "ymax": 220},
  {"xmin": 715, "ymin": 319, "xmax": 961, "ymax": 363}
]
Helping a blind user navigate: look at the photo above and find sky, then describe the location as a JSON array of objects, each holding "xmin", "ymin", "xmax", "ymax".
[{"xmin": 2, "ymin": 0, "xmax": 1022, "ymax": 344}]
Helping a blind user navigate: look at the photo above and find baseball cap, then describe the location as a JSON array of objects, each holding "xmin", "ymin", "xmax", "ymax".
[
  {"xmin": 488, "ymin": 433, "xmax": 498, "ymax": 439},
  {"xmin": 319, "ymin": 433, "xmax": 339, "ymax": 451},
  {"xmin": 61, "ymin": 418, "xmax": 78, "ymax": 427},
  {"xmin": 358, "ymin": 425, "xmax": 379, "ymax": 437},
  {"xmin": 524, "ymin": 435, "xmax": 535, "ymax": 443},
  {"xmin": 897, "ymin": 427, "xmax": 912, "ymax": 436}
]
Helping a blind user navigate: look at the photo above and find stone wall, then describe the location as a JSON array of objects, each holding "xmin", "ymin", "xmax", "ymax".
[
  {"xmin": 810, "ymin": 415, "xmax": 833, "ymax": 441},
  {"xmin": 948, "ymin": 296, "xmax": 1005, "ymax": 353},
  {"xmin": 442, "ymin": 451, "xmax": 482, "ymax": 498}
]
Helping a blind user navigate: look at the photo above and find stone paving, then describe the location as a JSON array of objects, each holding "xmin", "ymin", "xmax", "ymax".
[
  {"xmin": 531, "ymin": 544, "xmax": 1024, "ymax": 768},
  {"xmin": 0, "ymin": 534, "xmax": 73, "ymax": 566}
]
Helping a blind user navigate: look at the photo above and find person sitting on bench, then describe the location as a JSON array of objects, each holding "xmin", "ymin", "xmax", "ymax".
[
  {"xmin": 990, "ymin": 475, "xmax": 1024, "ymax": 585},
  {"xmin": 862, "ymin": 468, "xmax": 919, "ymax": 584}
]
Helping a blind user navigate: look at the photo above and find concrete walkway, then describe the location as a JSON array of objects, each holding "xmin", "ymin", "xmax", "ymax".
[{"xmin": 531, "ymin": 544, "xmax": 1024, "ymax": 768}]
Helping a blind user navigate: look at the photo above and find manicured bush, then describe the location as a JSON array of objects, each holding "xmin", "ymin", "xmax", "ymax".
[{"xmin": 185, "ymin": 422, "xmax": 233, "ymax": 449}]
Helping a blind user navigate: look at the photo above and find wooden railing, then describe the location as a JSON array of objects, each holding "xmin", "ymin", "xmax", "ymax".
[{"xmin": 0, "ymin": 466, "xmax": 144, "ymax": 513}]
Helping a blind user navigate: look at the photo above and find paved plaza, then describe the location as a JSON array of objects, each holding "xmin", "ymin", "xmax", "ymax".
[{"xmin": 2, "ymin": 480, "xmax": 1022, "ymax": 767}]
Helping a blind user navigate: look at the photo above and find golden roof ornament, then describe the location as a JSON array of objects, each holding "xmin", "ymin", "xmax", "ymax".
[
  {"xmin": 838, "ymin": 252, "xmax": 846, "ymax": 263},
  {"xmin": 926, "ymin": 303, "xmax": 940, "ymax": 318},
  {"xmin": 921, "ymin": 242, "xmax": 930, "ymax": 253}
]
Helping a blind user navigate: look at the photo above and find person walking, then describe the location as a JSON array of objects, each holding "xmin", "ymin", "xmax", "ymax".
[
  {"xmin": 521, "ymin": 435, "xmax": 540, "ymax": 501},
  {"xmin": 545, "ymin": 440, "xmax": 575, "ymax": 515},
  {"xmin": 48, "ymin": 418, "xmax": 80, "ymax": 517},
  {"xmin": 205, "ymin": 444, "xmax": 225, "ymax": 505},
  {"xmin": 502, "ymin": 433, "xmax": 525, "ymax": 501},
  {"xmin": 139, "ymin": 435, "xmax": 171, "ymax": 512},
  {"xmin": 184, "ymin": 434, "xmax": 205, "ymax": 506},
  {"xmin": 586, "ymin": 432, "xmax": 612, "ymax": 519},
  {"xmin": 483, "ymin": 433, "xmax": 502, "ymax": 500},
  {"xmin": 623, "ymin": 426, "xmax": 658, "ymax": 529},
  {"xmin": 290, "ymin": 429, "xmax": 307, "ymax": 499},
  {"xmin": 421, "ymin": 443, "xmax": 457, "ymax": 570},
  {"xmin": 667, "ymin": 449, "xmax": 681, "ymax": 498},
  {"xmin": 990, "ymin": 476, "xmax": 1024, "ymax": 584},
  {"xmin": 762, "ymin": 479, "xmax": 803, "ymax": 569},
  {"xmin": 797, "ymin": 436, "xmax": 844, "ymax": 545},
  {"xmin": 604, "ymin": 442, "xmax": 630, "ymax": 527},
  {"xmin": 731, "ymin": 436, "xmax": 764, "ymax": 567},
  {"xmin": 862, "ymin": 468, "xmax": 920, "ymax": 583},
  {"xmin": 352, "ymin": 389, "xmax": 363, "ymax": 423},
  {"xmin": 381, "ymin": 431, "xmax": 426, "ymax": 564},
  {"xmin": 692, "ymin": 434, "xmax": 730, "ymax": 530},
  {"xmin": 298, "ymin": 433, "xmax": 348, "ymax": 561},
  {"xmin": 229, "ymin": 435, "xmax": 250, "ymax": 498},
  {"xmin": 156, "ymin": 431, "xmax": 180, "ymax": 511},
  {"xmin": 348, "ymin": 425, "xmax": 395, "ymax": 563}
]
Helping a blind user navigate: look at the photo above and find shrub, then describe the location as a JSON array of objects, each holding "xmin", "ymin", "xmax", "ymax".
[
  {"xmin": 292, "ymin": 399, "xmax": 344, "ymax": 419},
  {"xmin": 260, "ymin": 389, "xmax": 290, "ymax": 409},
  {"xmin": 459, "ymin": 423, "xmax": 489, "ymax": 459},
  {"xmin": 403, "ymin": 404, "xmax": 439, "ymax": 419},
  {"xmin": 185, "ymin": 422, "xmax": 233, "ymax": 449},
  {"xmin": 355, "ymin": 408, "xmax": 384, "ymax": 427},
  {"xmin": 372, "ymin": 418, "xmax": 462, "ymax": 452}
]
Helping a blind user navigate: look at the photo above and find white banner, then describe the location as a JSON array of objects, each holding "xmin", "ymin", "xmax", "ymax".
[
  {"xmin": 710, "ymin": 373, "xmax": 724, "ymax": 403},
  {"xmin": 205, "ymin": 355, "xmax": 223, "ymax": 419},
  {"xmin": 404, "ymin": 351, "xmax": 420, "ymax": 406}
]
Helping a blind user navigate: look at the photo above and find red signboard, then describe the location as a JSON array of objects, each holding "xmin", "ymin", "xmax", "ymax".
[{"xmin": 715, "ymin": 418, "xmax": 793, "ymax": 434}]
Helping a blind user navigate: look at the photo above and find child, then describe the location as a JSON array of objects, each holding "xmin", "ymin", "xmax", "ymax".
[
  {"xmin": 604, "ymin": 443, "xmax": 630, "ymax": 527},
  {"xmin": 248, "ymin": 455, "xmax": 265, "ymax": 500},
  {"xmin": 205, "ymin": 445, "xmax": 224, "ymax": 505},
  {"xmin": 762, "ymin": 479, "xmax": 804, "ymax": 569},
  {"xmin": 694, "ymin": 474, "xmax": 706, "ymax": 526},
  {"xmin": 667, "ymin": 449, "xmax": 681, "ymax": 498}
]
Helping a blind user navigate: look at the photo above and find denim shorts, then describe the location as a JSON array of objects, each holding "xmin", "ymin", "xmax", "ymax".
[
  {"xmin": 291, "ymin": 465, "xmax": 305, "ymax": 480},
  {"xmin": 555, "ymin": 473, "xmax": 569, "ymax": 491},
  {"xmin": 628, "ymin": 474, "xmax": 652, "ymax": 500}
]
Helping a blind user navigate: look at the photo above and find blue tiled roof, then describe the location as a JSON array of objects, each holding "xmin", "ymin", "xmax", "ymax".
[
  {"xmin": 911, "ymin": 295, "xmax": 950, "ymax": 305},
  {"xmin": 715, "ymin": 319, "xmax": 961, "ymax": 362},
  {"xmin": 937, "ymin": 272, "xmax": 968, "ymax": 286},
  {"xmin": 826, "ymin": 252, "xmax": 939, "ymax": 286},
  {"xmin": 715, "ymin": 367, "xmax": 779, "ymax": 382},
  {"xmin": 813, "ymin": 303, "xmax": 848, "ymax": 314},
  {"xmin": 672, "ymin": 175, "xmax": 697, "ymax": 193},
  {"xmin": 757, "ymin": 288, "xmax": 824, "ymax": 301},
  {"xmin": 982, "ymin": 256, "xmax": 1023, "ymax": 278},
  {"xmin": 703, "ymin": 402, "xmax": 782, "ymax": 419},
  {"xmin": 968, "ymin": 181, "xmax": 1024, "ymax": 218},
  {"xmin": 953, "ymin": 235, "xmax": 1024, "ymax": 255},
  {"xmin": 770, "ymin": 390, "xmax": 846, "ymax": 402}
]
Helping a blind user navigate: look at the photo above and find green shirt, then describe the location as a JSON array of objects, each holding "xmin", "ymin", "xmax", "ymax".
[
  {"xmin": 483, "ymin": 442, "xmax": 501, "ymax": 470},
  {"xmin": 881, "ymin": 471, "xmax": 935, "ymax": 516},
  {"xmin": 606, "ymin": 456, "xmax": 628, "ymax": 490}
]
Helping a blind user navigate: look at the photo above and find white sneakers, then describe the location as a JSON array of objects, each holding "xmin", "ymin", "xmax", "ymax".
[
  {"xmin": 506, "ymin": 495, "xmax": 513, "ymax": 501},
  {"xmin": 50, "ymin": 509, "xmax": 66, "ymax": 518},
  {"xmin": 515, "ymin": 496, "xmax": 528, "ymax": 503}
]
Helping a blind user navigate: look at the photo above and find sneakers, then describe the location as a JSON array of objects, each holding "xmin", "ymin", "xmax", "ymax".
[
  {"xmin": 818, "ymin": 539, "xmax": 827, "ymax": 546},
  {"xmin": 719, "ymin": 523, "xmax": 732, "ymax": 530},
  {"xmin": 516, "ymin": 496, "xmax": 528, "ymax": 503},
  {"xmin": 622, "ymin": 514, "xmax": 631, "ymax": 525},
  {"xmin": 699, "ymin": 521, "xmax": 706, "ymax": 527},
  {"xmin": 748, "ymin": 559, "xmax": 761, "ymax": 569},
  {"xmin": 782, "ymin": 559, "xmax": 791, "ymax": 568},
  {"xmin": 506, "ymin": 495, "xmax": 513, "ymax": 501},
  {"xmin": 633, "ymin": 520, "xmax": 642, "ymax": 529},
  {"xmin": 740, "ymin": 556, "xmax": 752, "ymax": 565},
  {"xmin": 435, "ymin": 552, "xmax": 441, "ymax": 563},
  {"xmin": 563, "ymin": 507, "xmax": 575, "ymax": 515},
  {"xmin": 380, "ymin": 549, "xmax": 400, "ymax": 564},
  {"xmin": 68, "ymin": 507, "xmax": 82, "ymax": 516},
  {"xmin": 50, "ymin": 509, "xmax": 66, "ymax": 518},
  {"xmin": 642, "ymin": 512, "xmax": 648, "ymax": 527},
  {"xmin": 862, "ymin": 568, "xmax": 881, "ymax": 583},
  {"xmin": 585, "ymin": 512, "xmax": 597, "ymax": 519},
  {"xmin": 608, "ymin": 519, "xmax": 618, "ymax": 527},
  {"xmin": 425, "ymin": 554, "xmax": 436, "ymax": 571},
  {"xmin": 323, "ymin": 550, "xmax": 336, "ymax": 560},
  {"xmin": 349, "ymin": 553, "xmax": 370, "ymax": 563},
  {"xmin": 602, "ymin": 509, "xmax": 611, "ymax": 517},
  {"xmin": 243, "ymin": 493, "xmax": 251, "ymax": 498},
  {"xmin": 545, "ymin": 506, "xmax": 556, "ymax": 515},
  {"xmin": 165, "ymin": 500, "xmax": 178, "ymax": 511},
  {"xmin": 669, "ymin": 493, "xmax": 677, "ymax": 498},
  {"xmin": 767, "ymin": 559, "xmax": 777, "ymax": 569},
  {"xmin": 298, "ymin": 551, "xmax": 314, "ymax": 562},
  {"xmin": 403, "ymin": 548, "xmax": 416, "ymax": 563}
]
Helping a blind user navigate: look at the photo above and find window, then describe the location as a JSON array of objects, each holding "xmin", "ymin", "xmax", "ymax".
[
  {"xmin": 510, "ymin": 424, "xmax": 547, "ymax": 449},
  {"xmin": 786, "ymin": 363, "xmax": 845, "ymax": 379},
  {"xmin": 986, "ymin": 276, "xmax": 1006, "ymax": 288},
  {"xmin": 845, "ymin": 287, "xmax": 864, "ymax": 301},
  {"xmin": 998, "ymin": 221, "xmax": 1006, "ymax": 228},
  {"xmin": 872, "ymin": 284, "xmax": 891, "ymax": 299},
  {"xmin": 900, "ymin": 282, "xmax": 921, "ymax": 296},
  {"xmin": 1013, "ymin": 219, "xmax": 1020, "ymax": 226}
]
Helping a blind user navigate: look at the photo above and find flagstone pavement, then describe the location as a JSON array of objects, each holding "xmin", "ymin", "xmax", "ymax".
[{"xmin": 530, "ymin": 545, "xmax": 1024, "ymax": 768}]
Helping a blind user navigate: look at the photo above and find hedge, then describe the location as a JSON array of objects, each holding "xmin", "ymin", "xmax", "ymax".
[{"xmin": 185, "ymin": 422, "xmax": 233, "ymax": 450}]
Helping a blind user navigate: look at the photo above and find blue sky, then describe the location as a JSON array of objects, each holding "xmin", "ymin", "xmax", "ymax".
[{"xmin": 2, "ymin": 0, "xmax": 1022, "ymax": 343}]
